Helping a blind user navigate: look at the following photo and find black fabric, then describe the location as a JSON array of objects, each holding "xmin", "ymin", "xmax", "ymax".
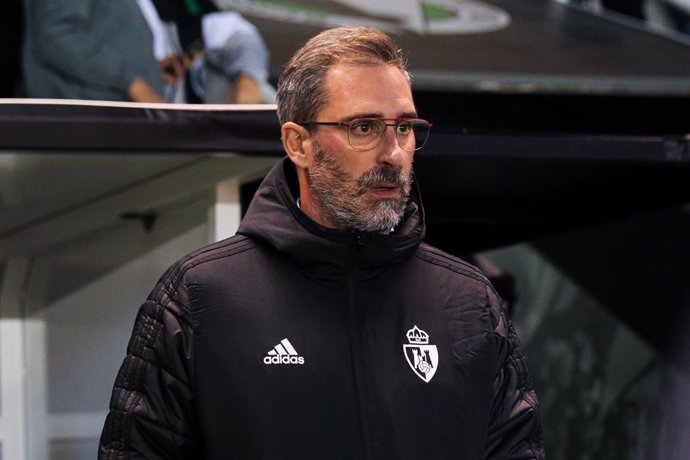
[
  {"xmin": 99, "ymin": 158, "xmax": 544, "ymax": 459},
  {"xmin": 237, "ymin": 159, "xmax": 425, "ymax": 279}
]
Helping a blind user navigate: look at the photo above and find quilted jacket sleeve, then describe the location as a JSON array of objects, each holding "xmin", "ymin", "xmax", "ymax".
[
  {"xmin": 485, "ymin": 285, "xmax": 545, "ymax": 459},
  {"xmin": 98, "ymin": 268, "xmax": 198, "ymax": 459}
]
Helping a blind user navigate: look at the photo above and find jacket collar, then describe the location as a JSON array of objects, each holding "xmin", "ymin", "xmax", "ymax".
[{"xmin": 237, "ymin": 157, "xmax": 425, "ymax": 275}]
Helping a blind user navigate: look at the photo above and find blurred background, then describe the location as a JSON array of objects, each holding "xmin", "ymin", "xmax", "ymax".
[{"xmin": 1, "ymin": 1, "xmax": 690, "ymax": 459}]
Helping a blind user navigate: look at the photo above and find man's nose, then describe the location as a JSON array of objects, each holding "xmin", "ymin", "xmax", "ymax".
[{"xmin": 377, "ymin": 127, "xmax": 404, "ymax": 164}]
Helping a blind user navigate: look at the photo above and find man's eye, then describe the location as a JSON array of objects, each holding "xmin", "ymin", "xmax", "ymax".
[
  {"xmin": 397, "ymin": 122, "xmax": 412, "ymax": 134},
  {"xmin": 351, "ymin": 121, "xmax": 375, "ymax": 136}
]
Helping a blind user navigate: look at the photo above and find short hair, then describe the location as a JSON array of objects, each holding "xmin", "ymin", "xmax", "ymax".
[{"xmin": 276, "ymin": 26, "xmax": 409, "ymax": 125}]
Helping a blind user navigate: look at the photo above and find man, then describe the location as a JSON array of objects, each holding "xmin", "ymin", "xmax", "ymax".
[
  {"xmin": 22, "ymin": 0, "xmax": 169, "ymax": 102},
  {"xmin": 150, "ymin": 0, "xmax": 276, "ymax": 103},
  {"xmin": 99, "ymin": 27, "xmax": 544, "ymax": 459}
]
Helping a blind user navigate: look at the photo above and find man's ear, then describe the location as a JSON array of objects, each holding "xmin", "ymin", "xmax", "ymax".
[{"xmin": 281, "ymin": 122, "xmax": 311, "ymax": 170}]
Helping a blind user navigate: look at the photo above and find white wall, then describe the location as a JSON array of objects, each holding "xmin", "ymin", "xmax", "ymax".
[{"xmin": 0, "ymin": 152, "xmax": 275, "ymax": 460}]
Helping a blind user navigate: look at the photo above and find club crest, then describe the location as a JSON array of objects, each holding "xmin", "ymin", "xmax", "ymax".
[{"xmin": 403, "ymin": 326, "xmax": 439, "ymax": 383}]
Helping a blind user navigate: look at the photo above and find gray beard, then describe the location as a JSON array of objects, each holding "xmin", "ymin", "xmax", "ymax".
[{"xmin": 306, "ymin": 142, "xmax": 412, "ymax": 234}]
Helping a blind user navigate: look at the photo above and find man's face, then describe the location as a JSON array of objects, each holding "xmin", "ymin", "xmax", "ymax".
[{"xmin": 302, "ymin": 63, "xmax": 417, "ymax": 233}]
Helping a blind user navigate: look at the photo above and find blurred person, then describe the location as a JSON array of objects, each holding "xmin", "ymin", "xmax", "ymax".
[
  {"xmin": 99, "ymin": 26, "xmax": 543, "ymax": 459},
  {"xmin": 195, "ymin": 10, "xmax": 276, "ymax": 104},
  {"xmin": 22, "ymin": 0, "xmax": 274, "ymax": 103},
  {"xmin": 22, "ymin": 0, "xmax": 177, "ymax": 102},
  {"xmin": 151, "ymin": 0, "xmax": 276, "ymax": 103}
]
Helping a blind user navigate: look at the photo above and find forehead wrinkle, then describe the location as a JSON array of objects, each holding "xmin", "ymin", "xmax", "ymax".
[
  {"xmin": 340, "ymin": 112, "xmax": 383, "ymax": 121},
  {"xmin": 320, "ymin": 63, "xmax": 417, "ymax": 122},
  {"xmin": 338, "ymin": 111, "xmax": 420, "ymax": 122}
]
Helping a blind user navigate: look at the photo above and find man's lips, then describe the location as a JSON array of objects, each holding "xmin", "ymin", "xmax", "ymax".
[{"xmin": 369, "ymin": 183, "xmax": 401, "ymax": 198}]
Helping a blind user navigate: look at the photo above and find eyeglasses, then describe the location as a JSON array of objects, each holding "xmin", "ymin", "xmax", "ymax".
[{"xmin": 297, "ymin": 118, "xmax": 432, "ymax": 151}]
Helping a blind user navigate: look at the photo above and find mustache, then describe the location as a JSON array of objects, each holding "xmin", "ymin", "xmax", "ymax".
[{"xmin": 357, "ymin": 165, "xmax": 409, "ymax": 193}]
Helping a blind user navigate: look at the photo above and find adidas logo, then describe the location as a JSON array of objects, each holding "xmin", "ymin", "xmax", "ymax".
[{"xmin": 263, "ymin": 338, "xmax": 305, "ymax": 365}]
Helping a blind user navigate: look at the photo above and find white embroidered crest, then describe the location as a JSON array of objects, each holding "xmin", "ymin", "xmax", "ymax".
[{"xmin": 403, "ymin": 326, "xmax": 439, "ymax": 383}]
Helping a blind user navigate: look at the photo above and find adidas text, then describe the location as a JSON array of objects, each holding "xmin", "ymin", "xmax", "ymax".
[
  {"xmin": 263, "ymin": 338, "xmax": 305, "ymax": 365},
  {"xmin": 263, "ymin": 355, "xmax": 305, "ymax": 365}
]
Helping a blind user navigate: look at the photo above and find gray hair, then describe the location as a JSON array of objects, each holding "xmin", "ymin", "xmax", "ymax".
[{"xmin": 276, "ymin": 26, "xmax": 409, "ymax": 125}]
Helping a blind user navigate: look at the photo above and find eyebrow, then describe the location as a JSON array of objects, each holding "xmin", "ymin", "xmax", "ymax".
[{"xmin": 340, "ymin": 111, "xmax": 419, "ymax": 122}]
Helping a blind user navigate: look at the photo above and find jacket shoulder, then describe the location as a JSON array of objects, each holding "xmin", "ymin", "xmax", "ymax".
[
  {"xmin": 415, "ymin": 243, "xmax": 491, "ymax": 286},
  {"xmin": 177, "ymin": 234, "xmax": 257, "ymax": 271},
  {"xmin": 148, "ymin": 235, "xmax": 257, "ymax": 305},
  {"xmin": 414, "ymin": 243, "xmax": 506, "ymax": 326}
]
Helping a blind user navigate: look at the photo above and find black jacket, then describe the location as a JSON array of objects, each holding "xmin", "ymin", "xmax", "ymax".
[{"xmin": 99, "ymin": 158, "xmax": 544, "ymax": 459}]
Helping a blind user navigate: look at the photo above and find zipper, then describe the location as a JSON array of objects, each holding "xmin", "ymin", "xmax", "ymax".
[{"xmin": 347, "ymin": 235, "xmax": 373, "ymax": 460}]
